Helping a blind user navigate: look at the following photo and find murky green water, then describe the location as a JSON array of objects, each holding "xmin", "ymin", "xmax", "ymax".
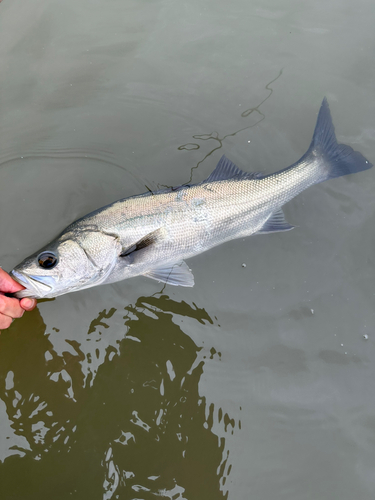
[{"xmin": 1, "ymin": 0, "xmax": 375, "ymax": 499}]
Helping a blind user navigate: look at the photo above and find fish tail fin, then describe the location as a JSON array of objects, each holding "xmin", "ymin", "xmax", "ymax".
[{"xmin": 307, "ymin": 98, "xmax": 372, "ymax": 182}]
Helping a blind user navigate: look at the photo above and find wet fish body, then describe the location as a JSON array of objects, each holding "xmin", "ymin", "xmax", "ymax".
[{"xmin": 11, "ymin": 99, "xmax": 372, "ymax": 298}]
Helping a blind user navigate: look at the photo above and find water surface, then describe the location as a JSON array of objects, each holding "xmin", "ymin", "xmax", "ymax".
[{"xmin": 1, "ymin": 0, "xmax": 375, "ymax": 499}]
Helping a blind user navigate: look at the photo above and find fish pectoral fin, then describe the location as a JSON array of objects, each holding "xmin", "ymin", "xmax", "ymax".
[
  {"xmin": 256, "ymin": 209, "xmax": 295, "ymax": 234},
  {"xmin": 120, "ymin": 228, "xmax": 167, "ymax": 258},
  {"xmin": 144, "ymin": 261, "xmax": 195, "ymax": 287},
  {"xmin": 203, "ymin": 155, "xmax": 264, "ymax": 183}
]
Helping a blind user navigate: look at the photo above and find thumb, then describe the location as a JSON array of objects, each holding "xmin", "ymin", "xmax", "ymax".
[{"xmin": 20, "ymin": 298, "xmax": 37, "ymax": 311}]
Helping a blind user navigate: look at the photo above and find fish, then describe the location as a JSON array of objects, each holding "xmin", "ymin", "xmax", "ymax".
[{"xmin": 10, "ymin": 98, "xmax": 372, "ymax": 299}]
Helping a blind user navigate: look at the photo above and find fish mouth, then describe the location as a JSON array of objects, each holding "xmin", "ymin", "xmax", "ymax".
[{"xmin": 11, "ymin": 270, "xmax": 53, "ymax": 299}]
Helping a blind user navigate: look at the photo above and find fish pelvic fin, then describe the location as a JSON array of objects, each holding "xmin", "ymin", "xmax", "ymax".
[
  {"xmin": 144, "ymin": 261, "xmax": 195, "ymax": 287},
  {"xmin": 305, "ymin": 98, "xmax": 372, "ymax": 182}
]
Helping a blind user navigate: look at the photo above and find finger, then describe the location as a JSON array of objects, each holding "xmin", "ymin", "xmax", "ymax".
[
  {"xmin": 0, "ymin": 294, "xmax": 25, "ymax": 319},
  {"xmin": 0, "ymin": 313, "xmax": 13, "ymax": 331},
  {"xmin": 0, "ymin": 268, "xmax": 25, "ymax": 294},
  {"xmin": 20, "ymin": 298, "xmax": 37, "ymax": 311}
]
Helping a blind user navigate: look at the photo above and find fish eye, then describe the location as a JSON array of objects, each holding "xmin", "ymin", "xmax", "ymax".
[{"xmin": 38, "ymin": 251, "xmax": 58, "ymax": 269}]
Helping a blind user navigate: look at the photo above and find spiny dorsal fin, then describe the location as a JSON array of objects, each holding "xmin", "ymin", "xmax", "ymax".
[
  {"xmin": 203, "ymin": 155, "xmax": 263, "ymax": 183},
  {"xmin": 256, "ymin": 209, "xmax": 295, "ymax": 234},
  {"xmin": 144, "ymin": 261, "xmax": 194, "ymax": 287}
]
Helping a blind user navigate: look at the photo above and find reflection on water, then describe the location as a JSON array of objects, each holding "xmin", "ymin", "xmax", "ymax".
[
  {"xmin": 178, "ymin": 69, "xmax": 283, "ymax": 184},
  {"xmin": 0, "ymin": 295, "xmax": 235, "ymax": 499}
]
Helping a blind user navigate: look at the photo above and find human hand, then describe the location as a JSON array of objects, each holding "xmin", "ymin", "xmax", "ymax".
[{"xmin": 0, "ymin": 268, "xmax": 37, "ymax": 332}]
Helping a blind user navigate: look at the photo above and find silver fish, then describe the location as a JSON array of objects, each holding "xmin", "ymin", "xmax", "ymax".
[{"xmin": 11, "ymin": 98, "xmax": 372, "ymax": 299}]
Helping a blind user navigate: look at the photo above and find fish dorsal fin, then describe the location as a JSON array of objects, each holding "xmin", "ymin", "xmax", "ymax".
[
  {"xmin": 256, "ymin": 209, "xmax": 295, "ymax": 234},
  {"xmin": 120, "ymin": 228, "xmax": 166, "ymax": 259},
  {"xmin": 144, "ymin": 261, "xmax": 194, "ymax": 287},
  {"xmin": 203, "ymin": 155, "xmax": 263, "ymax": 183}
]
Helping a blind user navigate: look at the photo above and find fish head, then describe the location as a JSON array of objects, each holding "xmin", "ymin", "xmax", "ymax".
[{"xmin": 11, "ymin": 230, "xmax": 121, "ymax": 299}]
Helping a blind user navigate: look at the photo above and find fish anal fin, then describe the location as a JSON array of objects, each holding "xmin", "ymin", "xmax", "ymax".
[
  {"xmin": 256, "ymin": 209, "xmax": 294, "ymax": 234},
  {"xmin": 144, "ymin": 261, "xmax": 195, "ymax": 287},
  {"xmin": 203, "ymin": 155, "xmax": 263, "ymax": 183}
]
